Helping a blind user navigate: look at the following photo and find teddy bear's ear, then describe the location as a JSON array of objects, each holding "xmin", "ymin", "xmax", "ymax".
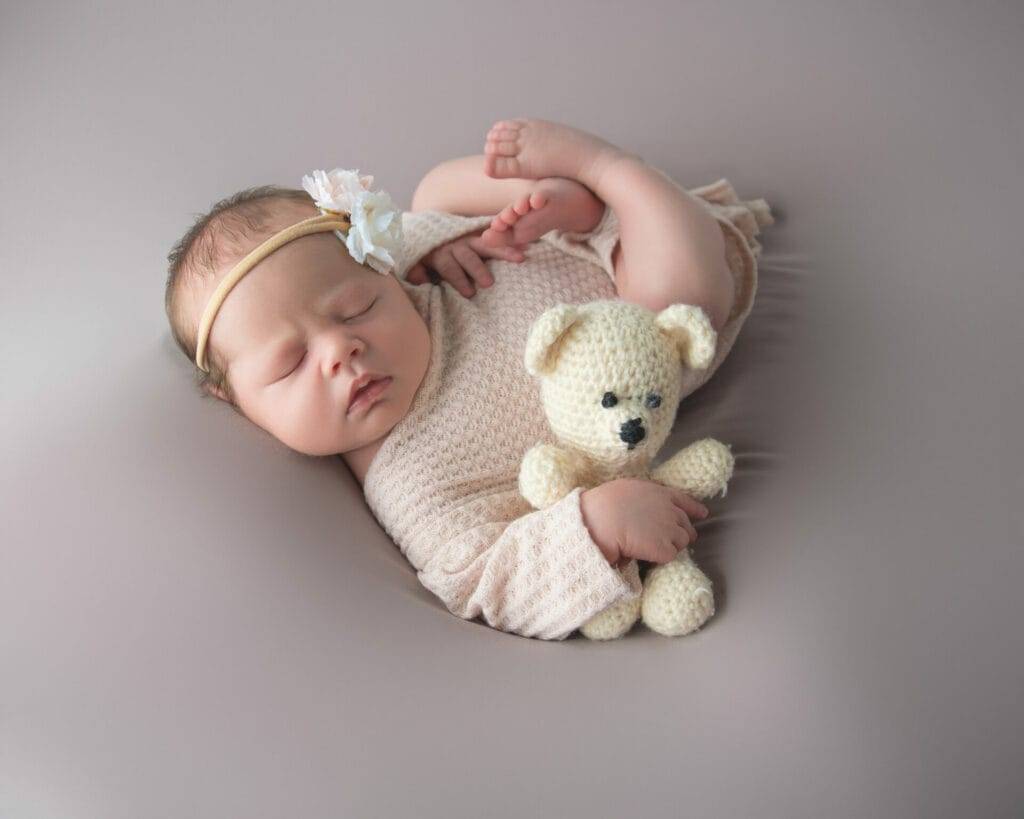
[
  {"xmin": 655, "ymin": 304, "xmax": 717, "ymax": 370},
  {"xmin": 524, "ymin": 303, "xmax": 583, "ymax": 377}
]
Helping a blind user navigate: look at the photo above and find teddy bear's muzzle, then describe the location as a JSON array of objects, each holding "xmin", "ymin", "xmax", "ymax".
[{"xmin": 619, "ymin": 417, "xmax": 646, "ymax": 450}]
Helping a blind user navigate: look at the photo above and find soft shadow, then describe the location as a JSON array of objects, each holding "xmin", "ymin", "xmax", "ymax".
[{"xmin": 649, "ymin": 246, "xmax": 810, "ymax": 620}]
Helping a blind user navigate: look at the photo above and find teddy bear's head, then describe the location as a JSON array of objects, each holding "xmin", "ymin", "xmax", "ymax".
[{"xmin": 524, "ymin": 300, "xmax": 717, "ymax": 465}]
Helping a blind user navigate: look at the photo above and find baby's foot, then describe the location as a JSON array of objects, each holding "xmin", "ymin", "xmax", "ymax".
[
  {"xmin": 480, "ymin": 178, "xmax": 607, "ymax": 248},
  {"xmin": 483, "ymin": 117, "xmax": 634, "ymax": 189}
]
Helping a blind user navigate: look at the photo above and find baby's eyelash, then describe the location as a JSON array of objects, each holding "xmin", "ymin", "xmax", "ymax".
[
  {"xmin": 280, "ymin": 351, "xmax": 305, "ymax": 380},
  {"xmin": 276, "ymin": 298, "xmax": 377, "ymax": 382}
]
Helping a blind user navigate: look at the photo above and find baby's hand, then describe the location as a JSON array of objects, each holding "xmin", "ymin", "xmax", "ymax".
[
  {"xmin": 580, "ymin": 478, "xmax": 709, "ymax": 568},
  {"xmin": 405, "ymin": 230, "xmax": 528, "ymax": 298}
]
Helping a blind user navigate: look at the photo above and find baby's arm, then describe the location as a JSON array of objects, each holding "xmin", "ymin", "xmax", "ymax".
[
  {"xmin": 409, "ymin": 487, "xmax": 640, "ymax": 640},
  {"xmin": 404, "ymin": 229, "xmax": 524, "ymax": 298}
]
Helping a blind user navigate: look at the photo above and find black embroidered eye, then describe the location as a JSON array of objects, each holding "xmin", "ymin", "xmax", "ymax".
[
  {"xmin": 645, "ymin": 393, "xmax": 662, "ymax": 409},
  {"xmin": 601, "ymin": 392, "xmax": 618, "ymax": 408}
]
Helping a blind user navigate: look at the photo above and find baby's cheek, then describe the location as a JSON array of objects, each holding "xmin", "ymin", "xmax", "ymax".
[{"xmin": 261, "ymin": 392, "xmax": 320, "ymax": 456}]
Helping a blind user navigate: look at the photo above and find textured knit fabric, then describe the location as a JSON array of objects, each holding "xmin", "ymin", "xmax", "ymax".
[{"xmin": 360, "ymin": 178, "xmax": 772, "ymax": 640}]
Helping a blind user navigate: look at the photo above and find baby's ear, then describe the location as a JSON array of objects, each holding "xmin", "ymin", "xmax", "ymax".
[
  {"xmin": 655, "ymin": 303, "xmax": 717, "ymax": 370},
  {"xmin": 524, "ymin": 304, "xmax": 582, "ymax": 377}
]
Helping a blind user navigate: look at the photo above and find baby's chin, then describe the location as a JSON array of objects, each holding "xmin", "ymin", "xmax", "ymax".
[
  {"xmin": 276, "ymin": 401, "xmax": 394, "ymax": 460},
  {"xmin": 336, "ymin": 422, "xmax": 395, "ymax": 481}
]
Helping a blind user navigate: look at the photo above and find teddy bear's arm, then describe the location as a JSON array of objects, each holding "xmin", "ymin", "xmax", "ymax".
[
  {"xmin": 519, "ymin": 444, "xmax": 589, "ymax": 510},
  {"xmin": 650, "ymin": 438, "xmax": 735, "ymax": 500}
]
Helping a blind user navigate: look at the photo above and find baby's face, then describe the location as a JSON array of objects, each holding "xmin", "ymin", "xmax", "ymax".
[{"xmin": 199, "ymin": 229, "xmax": 430, "ymax": 458}]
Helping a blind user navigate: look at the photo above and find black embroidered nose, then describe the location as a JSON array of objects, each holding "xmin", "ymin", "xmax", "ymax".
[{"xmin": 619, "ymin": 417, "xmax": 646, "ymax": 449}]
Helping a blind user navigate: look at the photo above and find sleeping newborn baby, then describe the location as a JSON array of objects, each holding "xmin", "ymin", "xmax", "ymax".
[{"xmin": 164, "ymin": 117, "xmax": 773, "ymax": 640}]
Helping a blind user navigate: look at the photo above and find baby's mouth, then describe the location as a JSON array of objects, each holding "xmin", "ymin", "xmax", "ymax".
[{"xmin": 347, "ymin": 376, "xmax": 392, "ymax": 415}]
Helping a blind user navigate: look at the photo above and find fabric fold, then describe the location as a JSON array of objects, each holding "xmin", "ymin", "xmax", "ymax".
[{"xmin": 415, "ymin": 486, "xmax": 642, "ymax": 641}]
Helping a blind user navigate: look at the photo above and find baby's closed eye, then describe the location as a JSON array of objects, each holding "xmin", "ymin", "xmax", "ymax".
[{"xmin": 267, "ymin": 298, "xmax": 378, "ymax": 384}]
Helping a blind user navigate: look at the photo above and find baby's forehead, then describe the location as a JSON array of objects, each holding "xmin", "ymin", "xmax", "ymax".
[
  {"xmin": 222, "ymin": 213, "xmax": 348, "ymax": 278},
  {"xmin": 229, "ymin": 231, "xmax": 368, "ymax": 313},
  {"xmin": 194, "ymin": 224, "xmax": 336, "ymax": 322},
  {"xmin": 202, "ymin": 199, "xmax": 312, "ymax": 270}
]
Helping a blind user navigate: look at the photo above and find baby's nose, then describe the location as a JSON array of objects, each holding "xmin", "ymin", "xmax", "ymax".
[{"xmin": 322, "ymin": 335, "xmax": 363, "ymax": 377}]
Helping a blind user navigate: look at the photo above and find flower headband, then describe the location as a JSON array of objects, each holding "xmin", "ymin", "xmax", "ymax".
[{"xmin": 194, "ymin": 168, "xmax": 403, "ymax": 373}]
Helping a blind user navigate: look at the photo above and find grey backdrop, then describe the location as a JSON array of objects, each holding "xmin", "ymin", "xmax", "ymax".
[{"xmin": 3, "ymin": 2, "xmax": 1022, "ymax": 817}]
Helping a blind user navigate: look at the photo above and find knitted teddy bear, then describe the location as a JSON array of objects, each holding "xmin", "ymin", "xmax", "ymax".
[{"xmin": 518, "ymin": 299, "xmax": 735, "ymax": 640}]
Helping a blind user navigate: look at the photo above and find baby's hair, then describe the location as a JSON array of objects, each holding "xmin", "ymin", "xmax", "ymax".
[{"xmin": 164, "ymin": 185, "xmax": 317, "ymax": 408}]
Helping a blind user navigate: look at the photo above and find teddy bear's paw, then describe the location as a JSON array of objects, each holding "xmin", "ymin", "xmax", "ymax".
[
  {"xmin": 580, "ymin": 593, "xmax": 642, "ymax": 641},
  {"xmin": 519, "ymin": 444, "xmax": 581, "ymax": 509},
  {"xmin": 651, "ymin": 438, "xmax": 735, "ymax": 500},
  {"xmin": 640, "ymin": 553, "xmax": 715, "ymax": 637},
  {"xmin": 685, "ymin": 438, "xmax": 735, "ymax": 498}
]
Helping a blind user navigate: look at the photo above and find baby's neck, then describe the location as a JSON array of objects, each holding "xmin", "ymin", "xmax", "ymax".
[{"xmin": 342, "ymin": 437, "xmax": 386, "ymax": 486}]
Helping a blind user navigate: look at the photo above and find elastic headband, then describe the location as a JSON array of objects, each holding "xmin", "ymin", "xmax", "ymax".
[{"xmin": 194, "ymin": 213, "xmax": 350, "ymax": 373}]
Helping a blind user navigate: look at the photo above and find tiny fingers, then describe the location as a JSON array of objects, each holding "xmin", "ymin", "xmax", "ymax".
[
  {"xmin": 432, "ymin": 249, "xmax": 475, "ymax": 297},
  {"xmin": 492, "ymin": 245, "xmax": 526, "ymax": 263},
  {"xmin": 673, "ymin": 489, "xmax": 709, "ymax": 520},
  {"xmin": 505, "ymin": 245, "xmax": 527, "ymax": 262},
  {"xmin": 425, "ymin": 236, "xmax": 527, "ymax": 299},
  {"xmin": 405, "ymin": 262, "xmax": 427, "ymax": 284},
  {"xmin": 659, "ymin": 539, "xmax": 681, "ymax": 564},
  {"xmin": 451, "ymin": 244, "xmax": 493, "ymax": 288},
  {"xmin": 469, "ymin": 234, "xmax": 526, "ymax": 263},
  {"xmin": 678, "ymin": 513, "xmax": 698, "ymax": 545}
]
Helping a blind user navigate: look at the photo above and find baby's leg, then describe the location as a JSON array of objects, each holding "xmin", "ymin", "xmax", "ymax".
[
  {"xmin": 483, "ymin": 118, "xmax": 734, "ymax": 331},
  {"xmin": 410, "ymin": 155, "xmax": 605, "ymax": 248},
  {"xmin": 412, "ymin": 155, "xmax": 536, "ymax": 215}
]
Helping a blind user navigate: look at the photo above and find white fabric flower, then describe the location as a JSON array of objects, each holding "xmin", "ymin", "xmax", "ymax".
[
  {"xmin": 300, "ymin": 167, "xmax": 403, "ymax": 275},
  {"xmin": 343, "ymin": 188, "xmax": 403, "ymax": 274},
  {"xmin": 301, "ymin": 168, "xmax": 373, "ymax": 214}
]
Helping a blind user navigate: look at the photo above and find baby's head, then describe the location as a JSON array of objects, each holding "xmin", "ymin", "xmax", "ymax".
[{"xmin": 164, "ymin": 184, "xmax": 430, "ymax": 460}]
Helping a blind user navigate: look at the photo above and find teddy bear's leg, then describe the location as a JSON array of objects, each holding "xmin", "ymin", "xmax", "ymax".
[
  {"xmin": 649, "ymin": 438, "xmax": 734, "ymax": 500},
  {"xmin": 640, "ymin": 551, "xmax": 715, "ymax": 637},
  {"xmin": 579, "ymin": 560, "xmax": 642, "ymax": 640}
]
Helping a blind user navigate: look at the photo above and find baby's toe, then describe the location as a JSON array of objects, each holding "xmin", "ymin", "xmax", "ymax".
[
  {"xmin": 486, "ymin": 128, "xmax": 519, "ymax": 145},
  {"xmin": 483, "ymin": 130, "xmax": 523, "ymax": 180},
  {"xmin": 483, "ymin": 154, "xmax": 520, "ymax": 179},
  {"xmin": 484, "ymin": 137, "xmax": 521, "ymax": 157},
  {"xmin": 487, "ymin": 120, "xmax": 523, "ymax": 138},
  {"xmin": 480, "ymin": 227, "xmax": 506, "ymax": 247},
  {"xmin": 498, "ymin": 204, "xmax": 521, "ymax": 226},
  {"xmin": 529, "ymin": 190, "xmax": 549, "ymax": 210}
]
